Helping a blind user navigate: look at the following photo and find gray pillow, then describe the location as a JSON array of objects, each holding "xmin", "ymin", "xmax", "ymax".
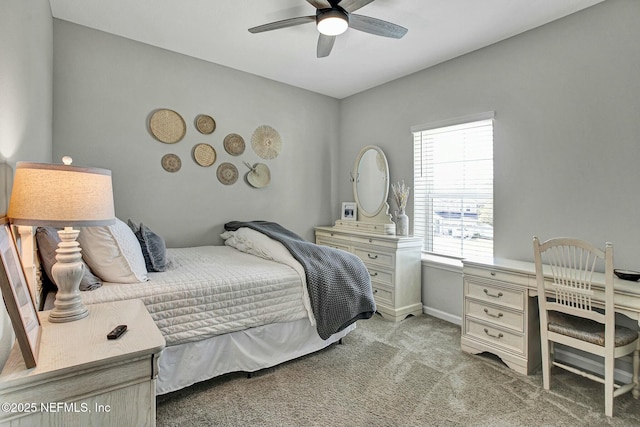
[
  {"xmin": 127, "ymin": 220, "xmax": 167, "ymax": 272},
  {"xmin": 36, "ymin": 227, "xmax": 102, "ymax": 291}
]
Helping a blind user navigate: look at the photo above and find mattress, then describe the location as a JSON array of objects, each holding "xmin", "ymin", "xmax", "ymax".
[{"xmin": 80, "ymin": 246, "xmax": 312, "ymax": 346}]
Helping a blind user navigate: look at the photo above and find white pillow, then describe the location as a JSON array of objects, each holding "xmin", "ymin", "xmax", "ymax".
[
  {"xmin": 221, "ymin": 227, "xmax": 291, "ymax": 262},
  {"xmin": 78, "ymin": 218, "xmax": 148, "ymax": 283}
]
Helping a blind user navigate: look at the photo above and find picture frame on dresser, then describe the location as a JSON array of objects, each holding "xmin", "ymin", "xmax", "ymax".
[
  {"xmin": 0, "ymin": 218, "xmax": 40, "ymax": 368},
  {"xmin": 341, "ymin": 202, "xmax": 357, "ymax": 221}
]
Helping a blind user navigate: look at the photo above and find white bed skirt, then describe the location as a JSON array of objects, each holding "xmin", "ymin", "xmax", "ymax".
[{"xmin": 156, "ymin": 318, "xmax": 355, "ymax": 395}]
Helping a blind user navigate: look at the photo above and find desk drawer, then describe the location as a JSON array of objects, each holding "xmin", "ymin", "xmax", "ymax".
[
  {"xmin": 465, "ymin": 280, "xmax": 524, "ymax": 311},
  {"xmin": 464, "ymin": 266, "xmax": 530, "ymax": 287},
  {"xmin": 465, "ymin": 318, "xmax": 525, "ymax": 355},
  {"xmin": 353, "ymin": 247, "xmax": 393, "ymax": 268},
  {"xmin": 465, "ymin": 299, "xmax": 524, "ymax": 332}
]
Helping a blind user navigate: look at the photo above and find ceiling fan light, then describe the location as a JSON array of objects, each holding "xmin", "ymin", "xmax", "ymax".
[{"xmin": 317, "ymin": 10, "xmax": 349, "ymax": 36}]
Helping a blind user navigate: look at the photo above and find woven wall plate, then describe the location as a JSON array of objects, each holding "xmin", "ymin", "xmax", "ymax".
[
  {"xmin": 251, "ymin": 125, "xmax": 282, "ymax": 159},
  {"xmin": 195, "ymin": 114, "xmax": 216, "ymax": 134},
  {"xmin": 217, "ymin": 162, "xmax": 238, "ymax": 185},
  {"xmin": 223, "ymin": 133, "xmax": 245, "ymax": 156},
  {"xmin": 149, "ymin": 109, "xmax": 186, "ymax": 144},
  {"xmin": 244, "ymin": 162, "xmax": 271, "ymax": 188},
  {"xmin": 192, "ymin": 143, "xmax": 216, "ymax": 167},
  {"xmin": 161, "ymin": 153, "xmax": 181, "ymax": 172}
]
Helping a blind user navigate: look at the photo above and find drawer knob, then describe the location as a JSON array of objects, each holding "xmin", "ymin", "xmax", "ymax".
[
  {"xmin": 369, "ymin": 238, "xmax": 373, "ymax": 243},
  {"xmin": 484, "ymin": 328, "xmax": 504, "ymax": 339},
  {"xmin": 483, "ymin": 289, "xmax": 503, "ymax": 298},
  {"xmin": 490, "ymin": 271, "xmax": 496, "ymax": 276},
  {"xmin": 369, "ymin": 272, "xmax": 378, "ymax": 277},
  {"xmin": 367, "ymin": 254, "xmax": 378, "ymax": 260},
  {"xmin": 483, "ymin": 308, "xmax": 504, "ymax": 319},
  {"xmin": 373, "ymin": 289, "xmax": 378, "ymax": 294}
]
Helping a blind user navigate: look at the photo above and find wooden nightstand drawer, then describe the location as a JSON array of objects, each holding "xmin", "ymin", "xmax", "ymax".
[
  {"xmin": 465, "ymin": 299, "xmax": 524, "ymax": 332},
  {"xmin": 353, "ymin": 247, "xmax": 393, "ymax": 268},
  {"xmin": 465, "ymin": 280, "xmax": 524, "ymax": 311},
  {"xmin": 465, "ymin": 318, "xmax": 525, "ymax": 355}
]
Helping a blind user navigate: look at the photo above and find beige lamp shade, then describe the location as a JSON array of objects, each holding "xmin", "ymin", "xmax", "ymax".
[{"xmin": 8, "ymin": 162, "xmax": 115, "ymax": 227}]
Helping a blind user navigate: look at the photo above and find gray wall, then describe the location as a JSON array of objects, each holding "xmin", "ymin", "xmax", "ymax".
[
  {"xmin": 0, "ymin": 0, "xmax": 53, "ymax": 368},
  {"xmin": 52, "ymin": 20, "xmax": 341, "ymax": 247},
  {"xmin": 339, "ymin": 0, "xmax": 640, "ymax": 271},
  {"xmin": 0, "ymin": 0, "xmax": 53, "ymax": 214}
]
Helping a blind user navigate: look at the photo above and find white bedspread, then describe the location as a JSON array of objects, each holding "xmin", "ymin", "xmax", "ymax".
[{"xmin": 80, "ymin": 246, "xmax": 312, "ymax": 346}]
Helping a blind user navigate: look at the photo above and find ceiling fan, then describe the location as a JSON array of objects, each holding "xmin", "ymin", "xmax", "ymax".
[{"xmin": 248, "ymin": 0, "xmax": 408, "ymax": 58}]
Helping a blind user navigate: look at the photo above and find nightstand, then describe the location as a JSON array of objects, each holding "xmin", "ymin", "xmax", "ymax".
[{"xmin": 0, "ymin": 299, "xmax": 165, "ymax": 426}]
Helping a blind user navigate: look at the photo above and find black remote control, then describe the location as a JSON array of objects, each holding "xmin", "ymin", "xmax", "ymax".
[{"xmin": 107, "ymin": 324, "xmax": 127, "ymax": 340}]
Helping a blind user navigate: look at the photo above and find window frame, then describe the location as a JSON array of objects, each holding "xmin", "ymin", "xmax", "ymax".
[{"xmin": 411, "ymin": 112, "xmax": 495, "ymax": 260}]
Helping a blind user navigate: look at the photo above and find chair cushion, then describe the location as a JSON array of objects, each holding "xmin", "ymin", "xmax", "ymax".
[{"xmin": 548, "ymin": 311, "xmax": 639, "ymax": 347}]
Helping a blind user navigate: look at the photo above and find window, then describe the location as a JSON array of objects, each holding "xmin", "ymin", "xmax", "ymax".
[{"xmin": 412, "ymin": 113, "xmax": 494, "ymax": 260}]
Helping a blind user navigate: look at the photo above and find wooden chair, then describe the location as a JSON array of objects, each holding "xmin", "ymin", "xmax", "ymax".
[{"xmin": 533, "ymin": 237, "xmax": 640, "ymax": 417}]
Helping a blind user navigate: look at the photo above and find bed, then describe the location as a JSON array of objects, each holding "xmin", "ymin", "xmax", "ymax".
[{"xmin": 16, "ymin": 219, "xmax": 375, "ymax": 395}]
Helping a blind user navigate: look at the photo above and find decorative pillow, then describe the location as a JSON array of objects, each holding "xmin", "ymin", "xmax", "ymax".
[
  {"xmin": 78, "ymin": 218, "xmax": 148, "ymax": 283},
  {"xmin": 35, "ymin": 227, "xmax": 102, "ymax": 291},
  {"xmin": 221, "ymin": 227, "xmax": 291, "ymax": 262},
  {"xmin": 127, "ymin": 220, "xmax": 167, "ymax": 272}
]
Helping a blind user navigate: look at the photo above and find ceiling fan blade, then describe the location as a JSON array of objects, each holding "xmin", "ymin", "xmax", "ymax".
[
  {"xmin": 248, "ymin": 15, "xmax": 315, "ymax": 34},
  {"xmin": 349, "ymin": 14, "xmax": 408, "ymax": 38},
  {"xmin": 307, "ymin": 0, "xmax": 332, "ymax": 9},
  {"xmin": 337, "ymin": 0, "xmax": 375, "ymax": 13},
  {"xmin": 317, "ymin": 34, "xmax": 336, "ymax": 58}
]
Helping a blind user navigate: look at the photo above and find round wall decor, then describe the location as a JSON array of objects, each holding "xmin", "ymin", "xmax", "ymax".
[
  {"xmin": 192, "ymin": 143, "xmax": 216, "ymax": 167},
  {"xmin": 149, "ymin": 109, "xmax": 186, "ymax": 144},
  {"xmin": 251, "ymin": 125, "xmax": 282, "ymax": 159},
  {"xmin": 223, "ymin": 133, "xmax": 246, "ymax": 156},
  {"xmin": 161, "ymin": 153, "xmax": 182, "ymax": 172},
  {"xmin": 217, "ymin": 162, "xmax": 238, "ymax": 185},
  {"xmin": 195, "ymin": 114, "xmax": 216, "ymax": 134}
]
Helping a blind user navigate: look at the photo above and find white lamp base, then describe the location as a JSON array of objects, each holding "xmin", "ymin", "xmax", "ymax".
[{"xmin": 49, "ymin": 227, "xmax": 88, "ymax": 323}]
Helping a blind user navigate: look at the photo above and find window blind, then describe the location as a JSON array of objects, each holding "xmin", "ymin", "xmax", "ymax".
[{"xmin": 413, "ymin": 116, "xmax": 494, "ymax": 260}]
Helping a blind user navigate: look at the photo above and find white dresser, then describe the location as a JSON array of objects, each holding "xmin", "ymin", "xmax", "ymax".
[
  {"xmin": 0, "ymin": 299, "xmax": 165, "ymax": 427},
  {"xmin": 315, "ymin": 226, "xmax": 423, "ymax": 322}
]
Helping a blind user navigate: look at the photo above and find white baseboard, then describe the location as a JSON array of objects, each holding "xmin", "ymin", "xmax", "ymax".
[
  {"xmin": 554, "ymin": 345, "xmax": 633, "ymax": 384},
  {"xmin": 423, "ymin": 306, "xmax": 462, "ymax": 326}
]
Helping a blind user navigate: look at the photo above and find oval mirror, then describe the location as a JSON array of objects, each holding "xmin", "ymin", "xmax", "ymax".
[{"xmin": 353, "ymin": 145, "xmax": 389, "ymax": 218}]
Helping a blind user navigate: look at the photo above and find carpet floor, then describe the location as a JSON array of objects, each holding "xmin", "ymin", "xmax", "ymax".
[{"xmin": 156, "ymin": 314, "xmax": 640, "ymax": 426}]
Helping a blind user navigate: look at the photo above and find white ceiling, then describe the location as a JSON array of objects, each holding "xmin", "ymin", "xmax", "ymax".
[{"xmin": 49, "ymin": 0, "xmax": 605, "ymax": 99}]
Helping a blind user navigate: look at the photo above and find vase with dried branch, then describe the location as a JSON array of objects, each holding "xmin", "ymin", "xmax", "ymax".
[{"xmin": 391, "ymin": 180, "xmax": 410, "ymax": 236}]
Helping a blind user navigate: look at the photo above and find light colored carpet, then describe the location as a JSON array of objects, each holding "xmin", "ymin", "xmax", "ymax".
[{"xmin": 156, "ymin": 314, "xmax": 640, "ymax": 426}]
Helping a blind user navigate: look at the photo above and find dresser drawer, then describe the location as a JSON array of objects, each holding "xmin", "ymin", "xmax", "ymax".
[
  {"xmin": 465, "ymin": 280, "xmax": 524, "ymax": 311},
  {"xmin": 465, "ymin": 299, "xmax": 524, "ymax": 332},
  {"xmin": 372, "ymin": 284, "xmax": 394, "ymax": 306},
  {"xmin": 316, "ymin": 237, "xmax": 350, "ymax": 252},
  {"xmin": 353, "ymin": 247, "xmax": 394, "ymax": 268},
  {"xmin": 465, "ymin": 318, "xmax": 525, "ymax": 355},
  {"xmin": 366, "ymin": 266, "xmax": 393, "ymax": 286}
]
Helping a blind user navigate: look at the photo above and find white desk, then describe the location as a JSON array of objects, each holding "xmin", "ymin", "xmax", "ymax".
[{"xmin": 461, "ymin": 258, "xmax": 640, "ymax": 376}]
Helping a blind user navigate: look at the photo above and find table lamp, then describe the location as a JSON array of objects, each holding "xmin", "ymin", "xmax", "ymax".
[{"xmin": 8, "ymin": 157, "xmax": 115, "ymax": 322}]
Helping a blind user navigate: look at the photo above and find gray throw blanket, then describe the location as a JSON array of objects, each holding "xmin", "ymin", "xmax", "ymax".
[{"xmin": 225, "ymin": 221, "xmax": 376, "ymax": 340}]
